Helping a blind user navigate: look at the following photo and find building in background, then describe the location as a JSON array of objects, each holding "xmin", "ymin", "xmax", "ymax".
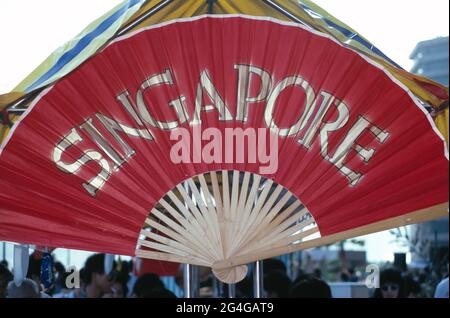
[
  {"xmin": 409, "ymin": 36, "xmax": 449, "ymax": 272},
  {"xmin": 410, "ymin": 37, "xmax": 449, "ymax": 86}
]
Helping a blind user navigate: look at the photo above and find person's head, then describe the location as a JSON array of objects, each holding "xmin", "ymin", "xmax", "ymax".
[
  {"xmin": 132, "ymin": 273, "xmax": 164, "ymax": 298},
  {"xmin": 404, "ymin": 274, "xmax": 421, "ymax": 298},
  {"xmin": 313, "ymin": 268, "xmax": 322, "ymax": 279},
  {"xmin": 78, "ymin": 268, "xmax": 87, "ymax": 287},
  {"xmin": 264, "ymin": 270, "xmax": 292, "ymax": 298},
  {"xmin": 27, "ymin": 254, "xmax": 42, "ymax": 288},
  {"xmin": 7, "ymin": 279, "xmax": 40, "ymax": 298},
  {"xmin": 236, "ymin": 275, "xmax": 252, "ymax": 298},
  {"xmin": 374, "ymin": 268, "xmax": 405, "ymax": 298},
  {"xmin": 293, "ymin": 272, "xmax": 311, "ymax": 286},
  {"xmin": 263, "ymin": 259, "xmax": 287, "ymax": 275},
  {"xmin": 340, "ymin": 272, "xmax": 350, "ymax": 282},
  {"xmin": 289, "ymin": 277, "xmax": 332, "ymax": 298},
  {"xmin": 83, "ymin": 254, "xmax": 112, "ymax": 295},
  {"xmin": 138, "ymin": 287, "xmax": 177, "ymax": 298},
  {"xmin": 0, "ymin": 264, "xmax": 13, "ymax": 298},
  {"xmin": 111, "ymin": 272, "xmax": 129, "ymax": 298},
  {"xmin": 54, "ymin": 261, "xmax": 66, "ymax": 274},
  {"xmin": 120, "ymin": 260, "xmax": 132, "ymax": 275}
]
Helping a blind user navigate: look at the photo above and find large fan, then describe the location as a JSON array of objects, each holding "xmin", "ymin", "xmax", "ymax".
[{"xmin": 0, "ymin": 15, "xmax": 448, "ymax": 283}]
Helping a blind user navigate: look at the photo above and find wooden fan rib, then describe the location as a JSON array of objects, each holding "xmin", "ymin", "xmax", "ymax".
[
  {"xmin": 197, "ymin": 174, "xmax": 219, "ymax": 221},
  {"xmin": 236, "ymin": 172, "xmax": 251, "ymax": 216},
  {"xmin": 150, "ymin": 208, "xmax": 219, "ymax": 260},
  {"xmin": 259, "ymin": 202, "xmax": 305, "ymax": 238},
  {"xmin": 210, "ymin": 171, "xmax": 223, "ymax": 219},
  {"xmin": 141, "ymin": 219, "xmax": 214, "ymax": 262},
  {"xmin": 139, "ymin": 230, "xmax": 211, "ymax": 263},
  {"xmin": 229, "ymin": 173, "xmax": 261, "ymax": 250},
  {"xmin": 144, "ymin": 217, "xmax": 213, "ymax": 262},
  {"xmin": 165, "ymin": 191, "xmax": 209, "ymax": 242},
  {"xmin": 229, "ymin": 178, "xmax": 273, "ymax": 254},
  {"xmin": 157, "ymin": 199, "xmax": 207, "ymax": 242},
  {"xmin": 135, "ymin": 249, "xmax": 209, "ymax": 267},
  {"xmin": 259, "ymin": 207, "xmax": 309, "ymax": 243},
  {"xmin": 230, "ymin": 182, "xmax": 281, "ymax": 255},
  {"xmin": 258, "ymin": 226, "xmax": 319, "ymax": 252},
  {"xmin": 176, "ymin": 184, "xmax": 213, "ymax": 236},
  {"xmin": 230, "ymin": 172, "xmax": 251, "ymax": 242},
  {"xmin": 237, "ymin": 172, "xmax": 251, "ymax": 212},
  {"xmin": 172, "ymin": 186, "xmax": 209, "ymax": 231},
  {"xmin": 176, "ymin": 183, "xmax": 223, "ymax": 257},
  {"xmin": 197, "ymin": 174, "xmax": 224, "ymax": 259},
  {"xmin": 279, "ymin": 221, "xmax": 319, "ymax": 244},
  {"xmin": 213, "ymin": 203, "xmax": 449, "ymax": 271},
  {"xmin": 227, "ymin": 170, "xmax": 242, "ymax": 258},
  {"xmin": 239, "ymin": 218, "xmax": 317, "ymax": 255},
  {"xmin": 138, "ymin": 239, "xmax": 192, "ymax": 259},
  {"xmin": 221, "ymin": 170, "xmax": 234, "ymax": 258},
  {"xmin": 163, "ymin": 191, "xmax": 218, "ymax": 255},
  {"xmin": 236, "ymin": 189, "xmax": 293, "ymax": 251},
  {"xmin": 222, "ymin": 170, "xmax": 231, "ymax": 220},
  {"xmin": 230, "ymin": 170, "xmax": 240, "ymax": 220},
  {"xmin": 260, "ymin": 191, "xmax": 294, "ymax": 226},
  {"xmin": 187, "ymin": 178, "xmax": 223, "ymax": 255},
  {"xmin": 210, "ymin": 171, "xmax": 228, "ymax": 258}
]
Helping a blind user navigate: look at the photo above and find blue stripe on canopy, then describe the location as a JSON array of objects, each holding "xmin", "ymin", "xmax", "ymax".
[{"xmin": 27, "ymin": 0, "xmax": 141, "ymax": 92}]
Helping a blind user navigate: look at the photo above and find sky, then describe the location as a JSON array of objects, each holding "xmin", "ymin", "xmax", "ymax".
[
  {"xmin": 0, "ymin": 0, "xmax": 449, "ymax": 93},
  {"xmin": 0, "ymin": 1, "xmax": 448, "ymax": 268}
]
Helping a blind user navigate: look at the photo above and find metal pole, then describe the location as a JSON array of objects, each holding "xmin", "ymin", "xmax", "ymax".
[
  {"xmin": 228, "ymin": 283, "xmax": 236, "ymax": 298},
  {"xmin": 183, "ymin": 263, "xmax": 192, "ymax": 298},
  {"xmin": 2, "ymin": 242, "xmax": 6, "ymax": 261},
  {"xmin": 182, "ymin": 181, "xmax": 195, "ymax": 298},
  {"xmin": 252, "ymin": 182, "xmax": 265, "ymax": 298},
  {"xmin": 192, "ymin": 265, "xmax": 199, "ymax": 297},
  {"xmin": 253, "ymin": 261, "xmax": 264, "ymax": 298},
  {"xmin": 212, "ymin": 275, "xmax": 223, "ymax": 298}
]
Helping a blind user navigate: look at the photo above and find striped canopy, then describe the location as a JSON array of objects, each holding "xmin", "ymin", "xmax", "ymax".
[{"xmin": 0, "ymin": 0, "xmax": 448, "ymax": 145}]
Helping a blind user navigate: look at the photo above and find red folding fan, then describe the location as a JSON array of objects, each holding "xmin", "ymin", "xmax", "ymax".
[{"xmin": 0, "ymin": 16, "xmax": 448, "ymax": 283}]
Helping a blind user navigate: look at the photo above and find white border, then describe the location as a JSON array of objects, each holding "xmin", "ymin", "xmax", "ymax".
[{"xmin": 1, "ymin": 14, "xmax": 448, "ymax": 160}]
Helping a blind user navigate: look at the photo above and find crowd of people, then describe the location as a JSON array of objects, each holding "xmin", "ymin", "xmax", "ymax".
[
  {"xmin": 0, "ymin": 252, "xmax": 448, "ymax": 298},
  {"xmin": 0, "ymin": 253, "xmax": 176, "ymax": 298}
]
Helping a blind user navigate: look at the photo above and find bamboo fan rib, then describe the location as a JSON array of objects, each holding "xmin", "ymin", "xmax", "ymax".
[{"xmin": 135, "ymin": 170, "xmax": 319, "ymax": 283}]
